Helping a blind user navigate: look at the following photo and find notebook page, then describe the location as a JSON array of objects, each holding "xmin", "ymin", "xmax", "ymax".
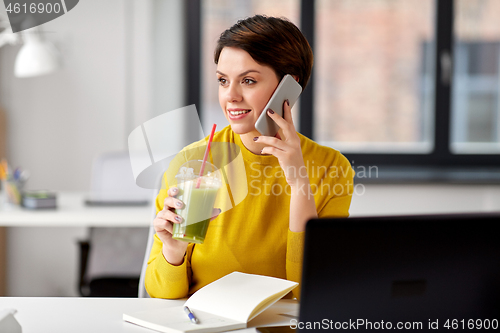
[
  {"xmin": 185, "ymin": 272, "xmax": 298, "ymax": 323},
  {"xmin": 123, "ymin": 306, "xmax": 245, "ymax": 333}
]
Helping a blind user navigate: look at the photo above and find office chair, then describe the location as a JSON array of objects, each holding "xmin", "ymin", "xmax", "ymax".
[
  {"xmin": 138, "ymin": 213, "xmax": 156, "ymax": 298},
  {"xmin": 78, "ymin": 151, "xmax": 152, "ymax": 297},
  {"xmin": 78, "ymin": 227, "xmax": 149, "ymax": 297},
  {"xmin": 138, "ymin": 174, "xmax": 164, "ymax": 298}
]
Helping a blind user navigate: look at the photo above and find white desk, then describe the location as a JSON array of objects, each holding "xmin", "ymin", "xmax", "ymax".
[
  {"xmin": 0, "ymin": 192, "xmax": 154, "ymax": 296},
  {"xmin": 0, "ymin": 297, "xmax": 298, "ymax": 333},
  {"xmin": 0, "ymin": 192, "xmax": 152, "ymax": 227}
]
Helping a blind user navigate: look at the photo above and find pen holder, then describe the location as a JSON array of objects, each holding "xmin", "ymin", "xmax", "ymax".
[{"xmin": 1, "ymin": 178, "xmax": 23, "ymax": 205}]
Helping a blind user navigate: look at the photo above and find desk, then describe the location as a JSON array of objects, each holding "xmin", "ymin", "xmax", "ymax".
[
  {"xmin": 0, "ymin": 297, "xmax": 297, "ymax": 333},
  {"xmin": 0, "ymin": 192, "xmax": 153, "ymax": 296},
  {"xmin": 0, "ymin": 192, "xmax": 152, "ymax": 227},
  {"xmin": 5, "ymin": 185, "xmax": 499, "ymax": 297}
]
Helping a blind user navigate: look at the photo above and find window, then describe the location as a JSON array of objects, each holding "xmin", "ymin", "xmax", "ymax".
[
  {"xmin": 314, "ymin": 0, "xmax": 436, "ymax": 154},
  {"xmin": 188, "ymin": 0, "xmax": 500, "ymax": 182},
  {"xmin": 452, "ymin": 0, "xmax": 500, "ymax": 154}
]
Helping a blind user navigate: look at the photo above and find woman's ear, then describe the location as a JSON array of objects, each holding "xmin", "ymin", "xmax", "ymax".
[{"xmin": 292, "ymin": 75, "xmax": 299, "ymax": 83}]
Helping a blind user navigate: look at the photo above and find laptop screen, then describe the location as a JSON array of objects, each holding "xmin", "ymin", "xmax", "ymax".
[{"xmin": 298, "ymin": 213, "xmax": 500, "ymax": 332}]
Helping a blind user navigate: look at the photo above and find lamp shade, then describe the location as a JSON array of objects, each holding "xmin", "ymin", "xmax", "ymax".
[{"xmin": 14, "ymin": 38, "xmax": 58, "ymax": 78}]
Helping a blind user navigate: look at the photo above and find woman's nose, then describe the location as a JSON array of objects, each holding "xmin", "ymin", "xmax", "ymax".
[{"xmin": 226, "ymin": 83, "xmax": 242, "ymax": 103}]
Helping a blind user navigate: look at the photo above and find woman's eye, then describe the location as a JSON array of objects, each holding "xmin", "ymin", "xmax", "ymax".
[
  {"xmin": 243, "ymin": 78, "xmax": 256, "ymax": 85},
  {"xmin": 217, "ymin": 78, "xmax": 227, "ymax": 86}
]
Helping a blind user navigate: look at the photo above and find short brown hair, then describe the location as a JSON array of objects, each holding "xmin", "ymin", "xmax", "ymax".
[{"xmin": 214, "ymin": 15, "xmax": 314, "ymax": 89}]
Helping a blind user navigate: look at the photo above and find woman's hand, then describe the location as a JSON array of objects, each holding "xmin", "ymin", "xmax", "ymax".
[
  {"xmin": 255, "ymin": 100, "xmax": 318, "ymax": 232},
  {"xmin": 256, "ymin": 100, "xmax": 308, "ymax": 188},
  {"xmin": 153, "ymin": 187, "xmax": 189, "ymax": 265},
  {"xmin": 154, "ymin": 187, "xmax": 221, "ymax": 265}
]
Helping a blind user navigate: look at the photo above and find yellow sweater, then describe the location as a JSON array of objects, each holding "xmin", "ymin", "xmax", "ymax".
[{"xmin": 145, "ymin": 125, "xmax": 354, "ymax": 299}]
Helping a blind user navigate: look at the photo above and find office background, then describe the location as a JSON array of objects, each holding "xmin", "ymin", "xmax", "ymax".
[{"xmin": 1, "ymin": 0, "xmax": 500, "ymax": 297}]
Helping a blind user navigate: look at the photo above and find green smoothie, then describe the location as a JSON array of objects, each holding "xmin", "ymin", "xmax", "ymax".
[{"xmin": 172, "ymin": 179, "xmax": 220, "ymax": 244}]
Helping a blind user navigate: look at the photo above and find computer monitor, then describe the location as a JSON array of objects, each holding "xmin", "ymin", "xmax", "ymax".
[{"xmin": 298, "ymin": 213, "xmax": 500, "ymax": 332}]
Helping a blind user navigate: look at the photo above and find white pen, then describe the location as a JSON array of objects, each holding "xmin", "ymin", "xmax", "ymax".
[{"xmin": 183, "ymin": 306, "xmax": 199, "ymax": 324}]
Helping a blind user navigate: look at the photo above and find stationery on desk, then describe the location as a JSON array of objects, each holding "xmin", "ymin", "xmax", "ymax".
[
  {"xmin": 0, "ymin": 159, "xmax": 21, "ymax": 205},
  {"xmin": 0, "ymin": 158, "xmax": 57, "ymax": 209},
  {"xmin": 21, "ymin": 190, "xmax": 57, "ymax": 209},
  {"xmin": 1, "ymin": 159, "xmax": 32, "ymax": 206},
  {"xmin": 123, "ymin": 271, "xmax": 298, "ymax": 333}
]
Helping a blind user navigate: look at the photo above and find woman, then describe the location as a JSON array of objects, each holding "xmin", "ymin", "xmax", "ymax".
[{"xmin": 145, "ymin": 15, "xmax": 354, "ymax": 299}]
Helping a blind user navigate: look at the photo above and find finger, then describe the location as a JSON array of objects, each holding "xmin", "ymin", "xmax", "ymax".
[
  {"xmin": 282, "ymin": 99, "xmax": 295, "ymax": 127},
  {"xmin": 164, "ymin": 196, "xmax": 184, "ymax": 210},
  {"xmin": 267, "ymin": 107, "xmax": 295, "ymax": 139},
  {"xmin": 153, "ymin": 217, "xmax": 174, "ymax": 234},
  {"xmin": 168, "ymin": 187, "xmax": 179, "ymax": 197},
  {"xmin": 253, "ymin": 135, "xmax": 287, "ymax": 151},
  {"xmin": 157, "ymin": 209, "xmax": 183, "ymax": 224},
  {"xmin": 210, "ymin": 208, "xmax": 222, "ymax": 221},
  {"xmin": 164, "ymin": 222, "xmax": 173, "ymax": 234},
  {"xmin": 260, "ymin": 146, "xmax": 286, "ymax": 159}
]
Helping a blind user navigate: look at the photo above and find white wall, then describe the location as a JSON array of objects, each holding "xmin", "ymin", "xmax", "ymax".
[
  {"xmin": 0, "ymin": 0, "xmax": 185, "ymax": 296},
  {"xmin": 0, "ymin": 0, "xmax": 185, "ymax": 192},
  {"xmin": 1, "ymin": 1, "xmax": 127, "ymax": 191},
  {"xmin": 151, "ymin": 0, "xmax": 186, "ymax": 117}
]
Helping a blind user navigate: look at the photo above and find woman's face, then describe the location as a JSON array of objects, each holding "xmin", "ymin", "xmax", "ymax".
[{"xmin": 217, "ymin": 47, "xmax": 280, "ymax": 135}]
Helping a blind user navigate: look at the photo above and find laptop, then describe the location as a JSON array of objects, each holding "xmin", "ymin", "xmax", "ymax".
[{"xmin": 298, "ymin": 213, "xmax": 500, "ymax": 332}]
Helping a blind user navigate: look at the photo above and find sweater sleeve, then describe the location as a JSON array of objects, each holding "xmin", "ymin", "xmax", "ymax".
[
  {"xmin": 286, "ymin": 230, "xmax": 305, "ymax": 300},
  {"xmin": 145, "ymin": 234, "xmax": 193, "ymax": 299},
  {"xmin": 144, "ymin": 173, "xmax": 193, "ymax": 299},
  {"xmin": 318, "ymin": 152, "xmax": 354, "ymax": 218}
]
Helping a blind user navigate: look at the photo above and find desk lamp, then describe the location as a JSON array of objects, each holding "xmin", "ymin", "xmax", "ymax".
[{"xmin": 0, "ymin": 17, "xmax": 59, "ymax": 77}]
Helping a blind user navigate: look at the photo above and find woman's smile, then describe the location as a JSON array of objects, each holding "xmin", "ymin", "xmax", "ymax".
[{"xmin": 227, "ymin": 108, "xmax": 252, "ymax": 119}]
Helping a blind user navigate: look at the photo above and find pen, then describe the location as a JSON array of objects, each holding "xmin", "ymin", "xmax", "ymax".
[
  {"xmin": 183, "ymin": 306, "xmax": 199, "ymax": 324},
  {"xmin": 13, "ymin": 167, "xmax": 21, "ymax": 180}
]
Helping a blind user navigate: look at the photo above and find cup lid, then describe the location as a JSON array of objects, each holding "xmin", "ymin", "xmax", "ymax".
[{"xmin": 175, "ymin": 160, "xmax": 220, "ymax": 181}]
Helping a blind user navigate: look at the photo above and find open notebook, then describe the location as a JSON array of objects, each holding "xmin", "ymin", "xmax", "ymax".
[{"xmin": 123, "ymin": 272, "xmax": 298, "ymax": 333}]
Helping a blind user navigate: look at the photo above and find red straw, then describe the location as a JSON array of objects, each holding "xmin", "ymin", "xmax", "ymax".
[{"xmin": 196, "ymin": 124, "xmax": 217, "ymax": 188}]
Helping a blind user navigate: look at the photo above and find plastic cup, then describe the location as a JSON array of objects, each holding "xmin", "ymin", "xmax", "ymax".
[{"xmin": 172, "ymin": 160, "xmax": 221, "ymax": 244}]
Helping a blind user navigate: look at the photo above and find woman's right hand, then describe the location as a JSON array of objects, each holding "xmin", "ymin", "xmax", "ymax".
[{"xmin": 153, "ymin": 187, "xmax": 189, "ymax": 266}]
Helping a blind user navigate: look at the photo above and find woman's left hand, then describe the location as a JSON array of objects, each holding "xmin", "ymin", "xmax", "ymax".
[{"xmin": 256, "ymin": 100, "xmax": 308, "ymax": 188}]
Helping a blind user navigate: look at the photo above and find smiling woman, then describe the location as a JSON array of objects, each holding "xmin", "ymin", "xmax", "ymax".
[
  {"xmin": 216, "ymin": 47, "xmax": 280, "ymax": 137},
  {"xmin": 145, "ymin": 15, "xmax": 354, "ymax": 300}
]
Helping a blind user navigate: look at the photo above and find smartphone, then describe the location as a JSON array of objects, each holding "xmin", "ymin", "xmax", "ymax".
[{"xmin": 254, "ymin": 74, "xmax": 302, "ymax": 137}]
